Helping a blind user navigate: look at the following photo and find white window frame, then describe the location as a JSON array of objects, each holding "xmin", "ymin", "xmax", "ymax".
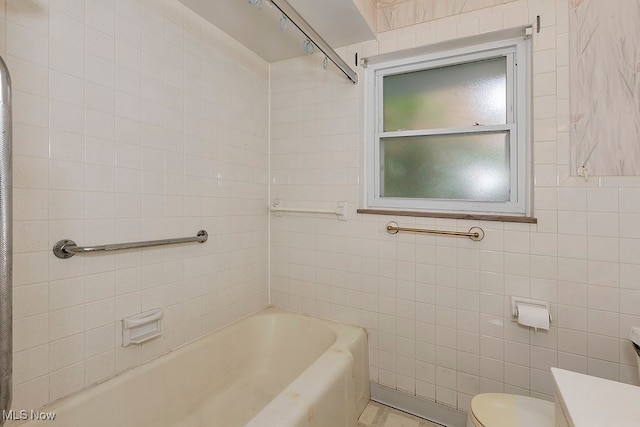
[{"xmin": 363, "ymin": 36, "xmax": 531, "ymax": 216}]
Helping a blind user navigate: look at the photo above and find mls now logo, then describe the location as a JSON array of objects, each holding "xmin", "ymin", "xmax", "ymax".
[{"xmin": 2, "ymin": 409, "xmax": 56, "ymax": 421}]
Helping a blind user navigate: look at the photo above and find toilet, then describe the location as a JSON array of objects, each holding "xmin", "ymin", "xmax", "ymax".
[
  {"xmin": 468, "ymin": 326, "xmax": 640, "ymax": 427},
  {"xmin": 466, "ymin": 393, "xmax": 554, "ymax": 427}
]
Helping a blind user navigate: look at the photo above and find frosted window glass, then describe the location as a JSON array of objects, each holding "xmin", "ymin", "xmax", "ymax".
[
  {"xmin": 381, "ymin": 132, "xmax": 510, "ymax": 201},
  {"xmin": 383, "ymin": 57, "xmax": 507, "ymax": 131}
]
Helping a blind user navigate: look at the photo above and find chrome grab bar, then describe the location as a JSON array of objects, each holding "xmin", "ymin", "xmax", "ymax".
[
  {"xmin": 53, "ymin": 230, "xmax": 208, "ymax": 259},
  {"xmin": 386, "ymin": 221, "xmax": 484, "ymax": 241},
  {"xmin": 0, "ymin": 54, "xmax": 12, "ymax": 426}
]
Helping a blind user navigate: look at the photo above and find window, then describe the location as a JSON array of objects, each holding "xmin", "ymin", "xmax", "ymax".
[{"xmin": 364, "ymin": 36, "xmax": 531, "ymax": 217}]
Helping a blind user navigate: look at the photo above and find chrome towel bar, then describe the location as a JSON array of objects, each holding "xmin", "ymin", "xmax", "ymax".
[
  {"xmin": 53, "ymin": 230, "xmax": 208, "ymax": 259},
  {"xmin": 386, "ymin": 221, "xmax": 484, "ymax": 241}
]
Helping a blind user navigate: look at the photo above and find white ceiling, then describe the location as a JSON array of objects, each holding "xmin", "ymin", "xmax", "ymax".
[{"xmin": 178, "ymin": 0, "xmax": 376, "ymax": 62}]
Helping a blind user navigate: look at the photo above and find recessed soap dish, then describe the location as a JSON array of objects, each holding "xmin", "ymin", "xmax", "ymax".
[{"xmin": 122, "ymin": 308, "xmax": 163, "ymax": 347}]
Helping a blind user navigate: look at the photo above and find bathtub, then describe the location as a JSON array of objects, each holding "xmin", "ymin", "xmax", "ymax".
[{"xmin": 12, "ymin": 307, "xmax": 369, "ymax": 427}]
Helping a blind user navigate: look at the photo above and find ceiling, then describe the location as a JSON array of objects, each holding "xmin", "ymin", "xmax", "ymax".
[{"xmin": 178, "ymin": 0, "xmax": 376, "ymax": 62}]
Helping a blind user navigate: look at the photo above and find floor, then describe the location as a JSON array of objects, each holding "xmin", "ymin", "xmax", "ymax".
[{"xmin": 358, "ymin": 401, "xmax": 445, "ymax": 427}]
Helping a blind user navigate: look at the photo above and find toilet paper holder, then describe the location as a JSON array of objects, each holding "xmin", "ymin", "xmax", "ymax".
[{"xmin": 510, "ymin": 296, "xmax": 552, "ymax": 322}]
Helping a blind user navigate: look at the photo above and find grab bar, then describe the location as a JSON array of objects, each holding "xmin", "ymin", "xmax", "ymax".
[
  {"xmin": 386, "ymin": 221, "xmax": 484, "ymax": 241},
  {"xmin": 270, "ymin": 200, "xmax": 347, "ymax": 221},
  {"xmin": 0, "ymin": 54, "xmax": 12, "ymax": 426},
  {"xmin": 53, "ymin": 230, "xmax": 208, "ymax": 259}
]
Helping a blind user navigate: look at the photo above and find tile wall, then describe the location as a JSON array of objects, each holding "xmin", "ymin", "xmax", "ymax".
[
  {"xmin": 6, "ymin": 0, "xmax": 640, "ymax": 418},
  {"xmin": 270, "ymin": 0, "xmax": 640, "ymax": 413},
  {"xmin": 7, "ymin": 0, "xmax": 269, "ymax": 410}
]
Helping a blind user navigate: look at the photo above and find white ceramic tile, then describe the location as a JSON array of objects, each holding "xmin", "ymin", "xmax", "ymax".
[
  {"xmin": 587, "ymin": 309, "xmax": 619, "ymax": 337},
  {"xmin": 587, "ymin": 260, "xmax": 619, "ymax": 287},
  {"xmin": 85, "ymin": 298, "xmax": 115, "ymax": 330},
  {"xmin": 85, "ymin": 350, "xmax": 115, "ymax": 386},
  {"xmin": 51, "ymin": 0, "xmax": 85, "ymax": 22},
  {"xmin": 587, "ymin": 236, "xmax": 619, "ymax": 262},
  {"xmin": 116, "ymin": 14, "xmax": 142, "ymax": 48},
  {"xmin": 13, "ymin": 220, "xmax": 48, "ymax": 254},
  {"xmin": 86, "ymin": 136, "xmax": 115, "ymax": 167},
  {"xmin": 529, "ymin": 232, "xmax": 557, "ymax": 257},
  {"xmin": 49, "ymin": 160, "xmax": 84, "ymax": 191},
  {"xmin": 49, "ymin": 130, "xmax": 84, "ymax": 163},
  {"xmin": 620, "ymin": 289, "xmax": 640, "ymax": 316},
  {"xmin": 85, "ymin": 271, "xmax": 115, "ymax": 302},
  {"xmin": 50, "ymin": 305, "xmax": 86, "ymax": 341},
  {"xmin": 50, "ymin": 40, "xmax": 84, "ymax": 78},
  {"xmin": 7, "ymin": 0, "xmax": 48, "ymax": 34},
  {"xmin": 587, "ymin": 334, "xmax": 619, "ymax": 363},
  {"xmin": 86, "ymin": 54, "xmax": 115, "ymax": 87},
  {"xmin": 587, "ymin": 212, "xmax": 618, "ymax": 237},
  {"xmin": 49, "ymin": 334, "xmax": 85, "ymax": 371},
  {"xmin": 587, "ymin": 187, "xmax": 618, "ymax": 212},
  {"xmin": 12, "ymin": 375, "xmax": 50, "ymax": 412},
  {"xmin": 13, "ymin": 313, "xmax": 49, "ymax": 353},
  {"xmin": 557, "ymin": 211, "xmax": 586, "ymax": 235},
  {"xmin": 86, "ymin": 27, "xmax": 114, "ymax": 63},
  {"xmin": 13, "ymin": 252, "xmax": 49, "ymax": 286},
  {"xmin": 50, "ymin": 362, "xmax": 85, "ymax": 402},
  {"xmin": 13, "ymin": 282, "xmax": 48, "ymax": 319},
  {"xmin": 13, "ymin": 123, "xmax": 48, "ymax": 160},
  {"xmin": 6, "ymin": 55, "xmax": 47, "ymax": 98},
  {"xmin": 7, "ymin": 22, "xmax": 49, "ymax": 66},
  {"xmin": 557, "ymin": 257, "xmax": 586, "ymax": 284},
  {"xmin": 620, "ymin": 263, "xmax": 640, "ymax": 290},
  {"xmin": 13, "ymin": 344, "xmax": 49, "ymax": 385},
  {"xmin": 14, "ymin": 155, "xmax": 47, "ymax": 190},
  {"xmin": 49, "ymin": 277, "xmax": 84, "ymax": 311},
  {"xmin": 14, "ymin": 90, "xmax": 48, "ymax": 128},
  {"xmin": 558, "ymin": 304, "xmax": 587, "ymax": 332},
  {"xmin": 50, "ymin": 10, "xmax": 84, "ymax": 49},
  {"xmin": 85, "ymin": 164, "xmax": 115, "ymax": 192},
  {"xmin": 558, "ymin": 187, "xmax": 586, "ymax": 211},
  {"xmin": 85, "ymin": 324, "xmax": 115, "ymax": 358},
  {"xmin": 86, "ymin": 0, "xmax": 115, "ymax": 36}
]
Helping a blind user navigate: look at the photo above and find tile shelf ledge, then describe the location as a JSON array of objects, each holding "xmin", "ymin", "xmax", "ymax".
[{"xmin": 356, "ymin": 208, "xmax": 538, "ymax": 224}]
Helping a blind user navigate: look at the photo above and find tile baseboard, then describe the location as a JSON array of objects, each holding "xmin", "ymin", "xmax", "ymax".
[{"xmin": 370, "ymin": 383, "xmax": 468, "ymax": 427}]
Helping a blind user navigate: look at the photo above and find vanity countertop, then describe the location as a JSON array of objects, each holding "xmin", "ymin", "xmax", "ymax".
[{"xmin": 551, "ymin": 367, "xmax": 640, "ymax": 427}]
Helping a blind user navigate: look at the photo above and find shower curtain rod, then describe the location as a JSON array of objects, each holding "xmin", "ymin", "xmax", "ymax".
[
  {"xmin": 270, "ymin": 0, "xmax": 358, "ymax": 84},
  {"xmin": 0, "ymin": 54, "xmax": 11, "ymax": 427}
]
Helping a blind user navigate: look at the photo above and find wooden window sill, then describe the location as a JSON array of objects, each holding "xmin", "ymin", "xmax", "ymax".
[{"xmin": 356, "ymin": 208, "xmax": 537, "ymax": 224}]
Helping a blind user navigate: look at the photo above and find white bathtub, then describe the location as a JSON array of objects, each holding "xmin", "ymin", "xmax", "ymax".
[{"xmin": 12, "ymin": 307, "xmax": 369, "ymax": 427}]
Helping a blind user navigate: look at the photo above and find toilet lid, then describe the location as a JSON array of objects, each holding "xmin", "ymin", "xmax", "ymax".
[{"xmin": 470, "ymin": 393, "xmax": 554, "ymax": 427}]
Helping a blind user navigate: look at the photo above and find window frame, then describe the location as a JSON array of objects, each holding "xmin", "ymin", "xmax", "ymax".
[{"xmin": 363, "ymin": 36, "xmax": 531, "ymax": 216}]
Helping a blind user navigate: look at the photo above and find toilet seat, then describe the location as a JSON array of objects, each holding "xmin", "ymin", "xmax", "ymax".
[{"xmin": 468, "ymin": 393, "xmax": 554, "ymax": 427}]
